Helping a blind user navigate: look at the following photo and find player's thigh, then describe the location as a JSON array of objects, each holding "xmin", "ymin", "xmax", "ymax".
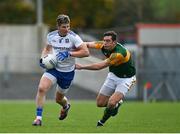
[
  {"xmin": 97, "ymin": 76, "xmax": 116, "ymax": 107},
  {"xmin": 38, "ymin": 76, "xmax": 54, "ymax": 93},
  {"xmin": 116, "ymin": 75, "xmax": 136, "ymax": 96},
  {"xmin": 99, "ymin": 73, "xmax": 116, "ymax": 97}
]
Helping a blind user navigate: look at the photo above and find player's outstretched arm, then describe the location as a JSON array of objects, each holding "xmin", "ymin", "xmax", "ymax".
[
  {"xmin": 85, "ymin": 41, "xmax": 104, "ymax": 49},
  {"xmin": 76, "ymin": 60, "xmax": 109, "ymax": 70}
]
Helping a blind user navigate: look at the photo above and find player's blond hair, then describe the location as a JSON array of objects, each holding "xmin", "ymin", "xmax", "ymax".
[{"xmin": 56, "ymin": 14, "xmax": 70, "ymax": 26}]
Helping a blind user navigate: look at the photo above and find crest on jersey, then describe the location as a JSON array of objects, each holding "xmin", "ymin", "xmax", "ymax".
[{"xmin": 65, "ymin": 39, "xmax": 69, "ymax": 43}]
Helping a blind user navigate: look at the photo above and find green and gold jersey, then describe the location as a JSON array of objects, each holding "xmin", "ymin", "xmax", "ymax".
[{"xmin": 94, "ymin": 42, "xmax": 136, "ymax": 78}]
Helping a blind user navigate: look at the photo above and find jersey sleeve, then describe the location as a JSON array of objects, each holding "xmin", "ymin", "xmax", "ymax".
[
  {"xmin": 46, "ymin": 31, "xmax": 57, "ymax": 46},
  {"xmin": 106, "ymin": 51, "xmax": 130, "ymax": 66},
  {"xmin": 69, "ymin": 31, "xmax": 83, "ymax": 48},
  {"xmin": 94, "ymin": 41, "xmax": 103, "ymax": 49},
  {"xmin": 74, "ymin": 35, "xmax": 83, "ymax": 48},
  {"xmin": 46, "ymin": 33, "xmax": 51, "ymax": 45}
]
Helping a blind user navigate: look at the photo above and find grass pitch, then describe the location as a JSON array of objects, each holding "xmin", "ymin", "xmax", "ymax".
[{"xmin": 0, "ymin": 100, "xmax": 180, "ymax": 133}]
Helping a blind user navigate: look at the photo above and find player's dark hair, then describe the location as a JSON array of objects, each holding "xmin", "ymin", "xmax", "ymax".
[
  {"xmin": 56, "ymin": 14, "xmax": 70, "ymax": 26},
  {"xmin": 103, "ymin": 31, "xmax": 117, "ymax": 41}
]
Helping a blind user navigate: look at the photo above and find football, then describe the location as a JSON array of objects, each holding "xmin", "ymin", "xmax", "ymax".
[{"xmin": 42, "ymin": 54, "xmax": 57, "ymax": 69}]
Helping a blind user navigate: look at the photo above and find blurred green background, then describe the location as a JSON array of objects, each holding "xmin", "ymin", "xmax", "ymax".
[{"xmin": 0, "ymin": 0, "xmax": 179, "ymax": 28}]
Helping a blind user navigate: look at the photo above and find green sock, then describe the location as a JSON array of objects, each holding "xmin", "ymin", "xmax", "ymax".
[
  {"xmin": 101, "ymin": 107, "xmax": 112, "ymax": 123},
  {"xmin": 111, "ymin": 102, "xmax": 122, "ymax": 116}
]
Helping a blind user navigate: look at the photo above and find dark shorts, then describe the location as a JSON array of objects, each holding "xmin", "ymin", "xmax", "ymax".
[{"xmin": 46, "ymin": 69, "xmax": 75, "ymax": 89}]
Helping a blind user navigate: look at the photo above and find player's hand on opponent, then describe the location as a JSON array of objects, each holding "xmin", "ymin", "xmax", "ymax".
[
  {"xmin": 75, "ymin": 63, "xmax": 83, "ymax": 70},
  {"xmin": 56, "ymin": 51, "xmax": 71, "ymax": 61},
  {"xmin": 39, "ymin": 58, "xmax": 46, "ymax": 69}
]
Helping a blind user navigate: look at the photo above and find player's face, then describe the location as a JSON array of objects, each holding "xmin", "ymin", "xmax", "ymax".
[
  {"xmin": 103, "ymin": 36, "xmax": 116, "ymax": 50},
  {"xmin": 58, "ymin": 23, "xmax": 70, "ymax": 36}
]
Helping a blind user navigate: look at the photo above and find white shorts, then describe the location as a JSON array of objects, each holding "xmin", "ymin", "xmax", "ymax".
[{"xmin": 99, "ymin": 72, "xmax": 136, "ymax": 97}]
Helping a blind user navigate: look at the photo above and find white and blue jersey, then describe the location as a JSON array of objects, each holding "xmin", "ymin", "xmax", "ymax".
[
  {"xmin": 47, "ymin": 30, "xmax": 83, "ymax": 72},
  {"xmin": 43, "ymin": 30, "xmax": 83, "ymax": 91}
]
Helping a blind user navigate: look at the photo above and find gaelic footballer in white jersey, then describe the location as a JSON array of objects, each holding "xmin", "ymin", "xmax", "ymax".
[
  {"xmin": 33, "ymin": 14, "xmax": 89, "ymax": 126},
  {"xmin": 47, "ymin": 30, "xmax": 83, "ymax": 72}
]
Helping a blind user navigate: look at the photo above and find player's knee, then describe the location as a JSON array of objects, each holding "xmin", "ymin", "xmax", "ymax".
[
  {"xmin": 55, "ymin": 96, "xmax": 63, "ymax": 103},
  {"xmin": 108, "ymin": 99, "xmax": 117, "ymax": 108},
  {"xmin": 96, "ymin": 100, "xmax": 106, "ymax": 107},
  {"xmin": 38, "ymin": 85, "xmax": 47, "ymax": 94}
]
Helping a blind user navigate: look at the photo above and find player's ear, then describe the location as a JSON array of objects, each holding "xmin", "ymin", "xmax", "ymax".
[{"xmin": 113, "ymin": 40, "xmax": 116, "ymax": 45}]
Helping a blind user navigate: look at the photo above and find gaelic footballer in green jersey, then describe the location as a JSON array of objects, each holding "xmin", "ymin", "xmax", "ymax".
[
  {"xmin": 76, "ymin": 31, "xmax": 136, "ymax": 126},
  {"xmin": 94, "ymin": 41, "xmax": 136, "ymax": 78}
]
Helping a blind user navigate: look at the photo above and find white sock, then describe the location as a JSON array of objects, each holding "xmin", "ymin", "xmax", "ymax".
[{"xmin": 36, "ymin": 116, "xmax": 42, "ymax": 120}]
